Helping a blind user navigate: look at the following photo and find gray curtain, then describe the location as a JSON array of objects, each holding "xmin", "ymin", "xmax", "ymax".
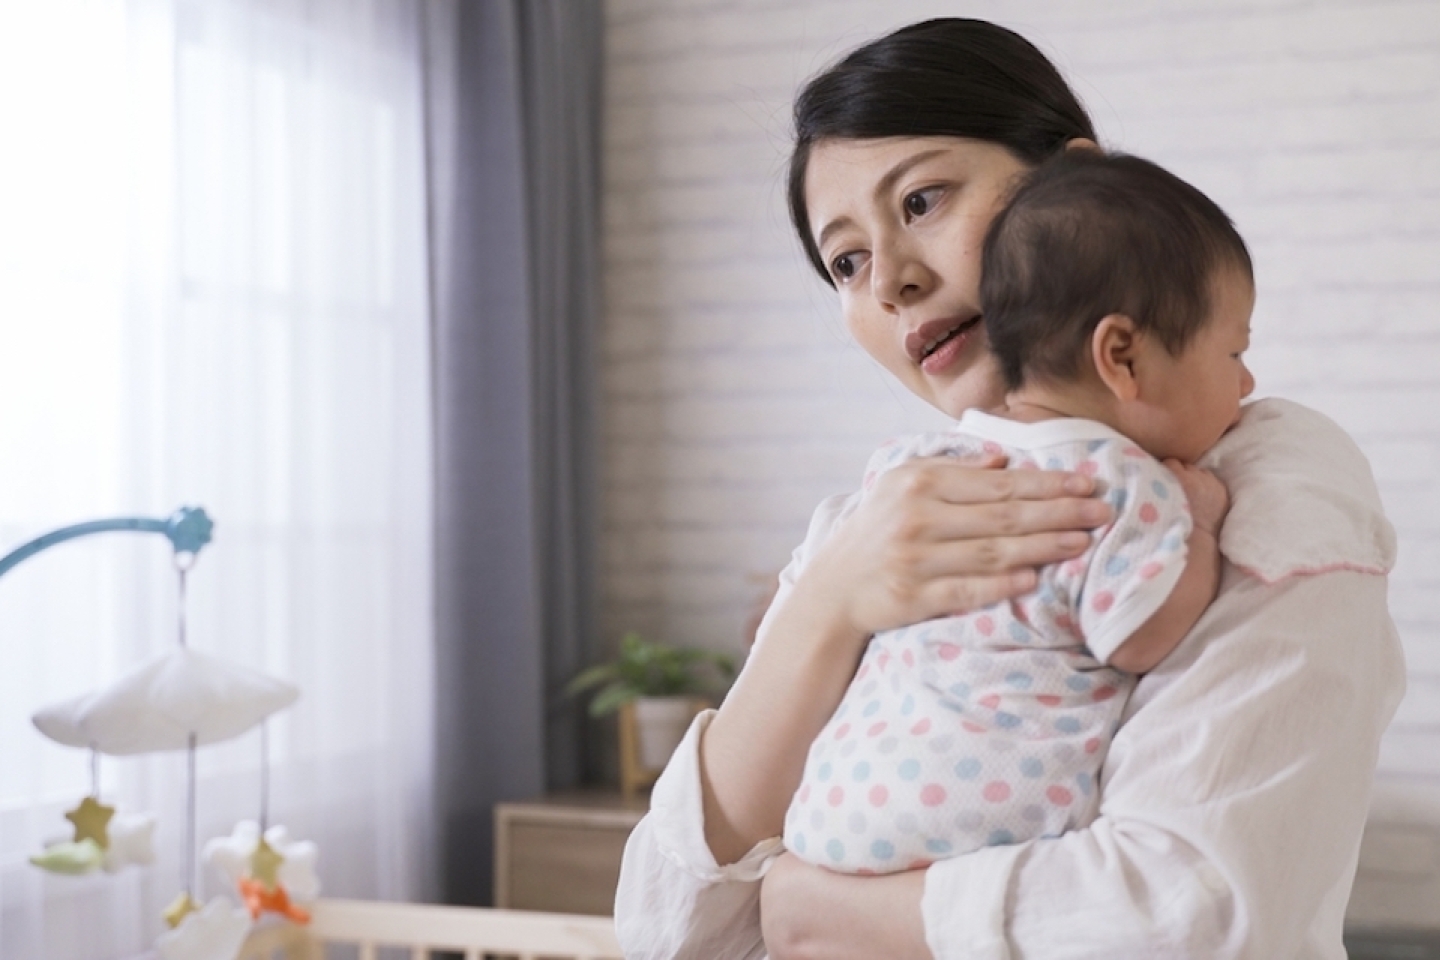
[{"xmin": 425, "ymin": 0, "xmax": 603, "ymax": 906}]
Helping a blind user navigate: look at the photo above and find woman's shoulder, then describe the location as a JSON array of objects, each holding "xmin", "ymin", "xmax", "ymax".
[{"xmin": 1199, "ymin": 397, "xmax": 1396, "ymax": 584}]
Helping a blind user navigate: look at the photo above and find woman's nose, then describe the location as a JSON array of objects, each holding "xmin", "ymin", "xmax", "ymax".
[{"xmin": 871, "ymin": 244, "xmax": 932, "ymax": 311}]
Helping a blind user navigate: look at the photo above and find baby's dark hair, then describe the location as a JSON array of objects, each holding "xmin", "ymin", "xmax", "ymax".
[{"xmin": 981, "ymin": 150, "xmax": 1252, "ymax": 391}]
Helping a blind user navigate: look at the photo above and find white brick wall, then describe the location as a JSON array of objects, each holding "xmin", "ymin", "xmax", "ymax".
[{"xmin": 600, "ymin": 0, "xmax": 1440, "ymax": 925}]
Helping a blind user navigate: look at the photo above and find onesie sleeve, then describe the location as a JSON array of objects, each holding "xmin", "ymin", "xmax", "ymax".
[{"xmin": 1076, "ymin": 448, "xmax": 1192, "ymax": 663}]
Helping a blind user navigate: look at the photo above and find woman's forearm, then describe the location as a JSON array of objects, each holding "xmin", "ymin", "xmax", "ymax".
[
  {"xmin": 701, "ymin": 578, "xmax": 866, "ymax": 864},
  {"xmin": 761, "ymin": 854, "xmax": 931, "ymax": 960}
]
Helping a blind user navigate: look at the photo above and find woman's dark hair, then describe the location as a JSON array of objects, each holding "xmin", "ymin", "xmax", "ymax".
[
  {"xmin": 981, "ymin": 150, "xmax": 1254, "ymax": 391},
  {"xmin": 789, "ymin": 18, "xmax": 1098, "ymax": 285}
]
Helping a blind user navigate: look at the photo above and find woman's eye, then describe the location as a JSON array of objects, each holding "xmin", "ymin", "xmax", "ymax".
[
  {"xmin": 903, "ymin": 187, "xmax": 942, "ymax": 219},
  {"xmin": 830, "ymin": 251, "xmax": 864, "ymax": 282}
]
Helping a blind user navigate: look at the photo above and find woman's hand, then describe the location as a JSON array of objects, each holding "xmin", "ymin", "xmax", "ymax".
[
  {"xmin": 761, "ymin": 852, "xmax": 931, "ymax": 960},
  {"xmin": 794, "ymin": 454, "xmax": 1112, "ymax": 644}
]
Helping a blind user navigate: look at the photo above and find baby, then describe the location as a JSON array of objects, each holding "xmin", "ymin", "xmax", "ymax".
[{"xmin": 785, "ymin": 150, "xmax": 1254, "ymax": 873}]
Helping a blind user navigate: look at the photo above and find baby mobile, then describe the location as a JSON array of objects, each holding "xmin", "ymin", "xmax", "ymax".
[{"xmin": 2, "ymin": 507, "xmax": 319, "ymax": 960}]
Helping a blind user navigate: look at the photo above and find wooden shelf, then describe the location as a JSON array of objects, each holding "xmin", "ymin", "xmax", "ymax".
[{"xmin": 493, "ymin": 790, "xmax": 649, "ymax": 916}]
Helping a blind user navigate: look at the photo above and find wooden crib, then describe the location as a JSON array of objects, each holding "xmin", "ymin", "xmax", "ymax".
[{"xmin": 237, "ymin": 898, "xmax": 624, "ymax": 960}]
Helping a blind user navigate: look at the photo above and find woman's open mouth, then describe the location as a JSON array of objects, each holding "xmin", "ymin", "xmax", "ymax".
[{"xmin": 913, "ymin": 316, "xmax": 983, "ymax": 374}]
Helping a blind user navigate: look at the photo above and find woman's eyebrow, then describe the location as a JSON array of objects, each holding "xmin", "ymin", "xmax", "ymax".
[{"xmin": 815, "ymin": 148, "xmax": 950, "ymax": 252}]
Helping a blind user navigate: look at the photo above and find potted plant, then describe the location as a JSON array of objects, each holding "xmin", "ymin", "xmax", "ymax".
[{"xmin": 566, "ymin": 631, "xmax": 736, "ymax": 795}]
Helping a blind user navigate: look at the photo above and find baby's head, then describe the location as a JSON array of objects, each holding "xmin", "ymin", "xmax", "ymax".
[{"xmin": 981, "ymin": 150, "xmax": 1255, "ymax": 463}]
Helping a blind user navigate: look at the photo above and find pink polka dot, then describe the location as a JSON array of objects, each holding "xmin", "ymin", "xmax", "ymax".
[
  {"xmin": 978, "ymin": 694, "xmax": 1001, "ymax": 709},
  {"xmin": 867, "ymin": 721, "xmax": 887, "ymax": 737},
  {"xmin": 920, "ymin": 784, "xmax": 947, "ymax": 807},
  {"xmin": 963, "ymin": 721, "xmax": 986, "ymax": 733},
  {"xmin": 1091, "ymin": 591, "xmax": 1114, "ymax": 613},
  {"xmin": 976, "ymin": 614, "xmax": 995, "ymax": 637},
  {"xmin": 902, "ymin": 649, "xmax": 915, "ymax": 667},
  {"xmin": 1077, "ymin": 460, "xmax": 1099, "ymax": 476},
  {"xmin": 982, "ymin": 441, "xmax": 1003, "ymax": 455},
  {"xmin": 1084, "ymin": 737, "xmax": 1101, "ymax": 754},
  {"xmin": 1138, "ymin": 561, "xmax": 1164, "ymax": 580},
  {"xmin": 983, "ymin": 781, "xmax": 1012, "ymax": 803},
  {"xmin": 1047, "ymin": 785, "xmax": 1074, "ymax": 806},
  {"xmin": 798, "ymin": 784, "xmax": 810, "ymax": 802},
  {"xmin": 833, "ymin": 723, "xmax": 851, "ymax": 740},
  {"xmin": 868, "ymin": 785, "xmax": 889, "ymax": 807},
  {"xmin": 910, "ymin": 717, "xmax": 931, "ymax": 735},
  {"xmin": 1093, "ymin": 685, "xmax": 1117, "ymax": 702},
  {"xmin": 855, "ymin": 664, "xmax": 870, "ymax": 681},
  {"xmin": 878, "ymin": 652, "xmax": 891, "ymax": 671},
  {"xmin": 1140, "ymin": 503, "xmax": 1160, "ymax": 523},
  {"xmin": 827, "ymin": 786, "xmax": 844, "ymax": 807},
  {"xmin": 1037, "ymin": 694, "xmax": 1061, "ymax": 707},
  {"xmin": 937, "ymin": 642, "xmax": 961, "ymax": 661}
]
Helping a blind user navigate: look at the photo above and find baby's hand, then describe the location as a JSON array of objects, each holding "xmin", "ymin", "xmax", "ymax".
[{"xmin": 1163, "ymin": 460, "xmax": 1229, "ymax": 537}]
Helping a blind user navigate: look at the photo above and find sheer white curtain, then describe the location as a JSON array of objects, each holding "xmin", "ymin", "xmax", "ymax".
[{"xmin": 0, "ymin": 1, "xmax": 434, "ymax": 956}]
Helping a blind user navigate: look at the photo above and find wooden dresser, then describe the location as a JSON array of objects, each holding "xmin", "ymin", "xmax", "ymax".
[{"xmin": 493, "ymin": 790, "xmax": 649, "ymax": 916}]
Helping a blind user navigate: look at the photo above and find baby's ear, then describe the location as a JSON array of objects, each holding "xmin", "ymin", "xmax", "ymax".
[{"xmin": 1091, "ymin": 314, "xmax": 1141, "ymax": 401}]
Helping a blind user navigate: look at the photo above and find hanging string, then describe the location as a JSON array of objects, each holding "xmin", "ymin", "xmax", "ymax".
[
  {"xmin": 184, "ymin": 732, "xmax": 197, "ymax": 896},
  {"xmin": 174, "ymin": 553, "xmax": 194, "ymax": 649},
  {"xmin": 259, "ymin": 721, "xmax": 270, "ymax": 833},
  {"xmin": 89, "ymin": 746, "xmax": 100, "ymax": 798}
]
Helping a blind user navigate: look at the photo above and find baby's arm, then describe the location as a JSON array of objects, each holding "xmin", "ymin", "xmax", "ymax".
[{"xmin": 1108, "ymin": 461, "xmax": 1228, "ymax": 674}]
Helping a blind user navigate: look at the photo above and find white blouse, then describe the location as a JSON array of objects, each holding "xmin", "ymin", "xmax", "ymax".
[{"xmin": 614, "ymin": 399, "xmax": 1406, "ymax": 959}]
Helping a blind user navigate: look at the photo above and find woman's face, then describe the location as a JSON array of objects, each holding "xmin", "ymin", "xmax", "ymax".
[{"xmin": 804, "ymin": 136, "xmax": 1031, "ymax": 419}]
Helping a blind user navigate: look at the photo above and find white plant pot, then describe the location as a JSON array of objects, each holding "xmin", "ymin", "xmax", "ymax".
[{"xmin": 633, "ymin": 696, "xmax": 697, "ymax": 769}]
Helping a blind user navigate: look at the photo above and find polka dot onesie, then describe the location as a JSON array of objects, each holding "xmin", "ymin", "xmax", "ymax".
[{"xmin": 784, "ymin": 411, "xmax": 1192, "ymax": 874}]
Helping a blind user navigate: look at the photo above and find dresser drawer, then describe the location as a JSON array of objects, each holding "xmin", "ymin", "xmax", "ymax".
[{"xmin": 494, "ymin": 791, "xmax": 648, "ymax": 916}]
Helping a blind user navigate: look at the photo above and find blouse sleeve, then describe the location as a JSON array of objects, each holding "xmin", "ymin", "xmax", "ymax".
[{"xmin": 613, "ymin": 492, "xmax": 858, "ymax": 960}]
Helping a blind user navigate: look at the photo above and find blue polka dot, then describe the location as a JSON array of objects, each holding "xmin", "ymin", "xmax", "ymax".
[
  {"xmin": 898, "ymin": 759, "xmax": 921, "ymax": 780},
  {"xmin": 1055, "ymin": 716, "xmax": 1082, "ymax": 733},
  {"xmin": 1105, "ymin": 556, "xmax": 1130, "ymax": 576},
  {"xmin": 1076, "ymin": 771, "xmax": 1094, "ymax": 796},
  {"xmin": 996, "ymin": 711, "xmax": 1022, "ymax": 729},
  {"xmin": 1046, "ymin": 457, "xmax": 1064, "ymax": 470},
  {"xmin": 1066, "ymin": 675, "xmax": 1093, "ymax": 692},
  {"xmin": 1005, "ymin": 671, "xmax": 1033, "ymax": 690},
  {"xmin": 900, "ymin": 694, "xmax": 916, "ymax": 716},
  {"xmin": 1020, "ymin": 757, "xmax": 1045, "ymax": 778},
  {"xmin": 852, "ymin": 761, "xmax": 871, "ymax": 782},
  {"xmin": 1152, "ymin": 480, "xmax": 1170, "ymax": 499},
  {"xmin": 863, "ymin": 699, "xmax": 881, "ymax": 717},
  {"xmin": 925, "ymin": 838, "xmax": 953, "ymax": 855},
  {"xmin": 870, "ymin": 839, "xmax": 895, "ymax": 860},
  {"xmin": 1163, "ymin": 534, "xmax": 1183, "ymax": 551},
  {"xmin": 946, "ymin": 682, "xmax": 970, "ymax": 700},
  {"xmin": 1009, "ymin": 621, "xmax": 1029, "ymax": 642},
  {"xmin": 793, "ymin": 832, "xmax": 807, "ymax": 854},
  {"xmin": 987, "ymin": 830, "xmax": 1016, "ymax": 846},
  {"xmin": 954, "ymin": 758, "xmax": 982, "ymax": 779},
  {"xmin": 1108, "ymin": 489, "xmax": 1129, "ymax": 512},
  {"xmin": 827, "ymin": 839, "xmax": 846, "ymax": 862},
  {"xmin": 1087, "ymin": 440, "xmax": 1106, "ymax": 452},
  {"xmin": 818, "ymin": 762, "xmax": 832, "ymax": 781}
]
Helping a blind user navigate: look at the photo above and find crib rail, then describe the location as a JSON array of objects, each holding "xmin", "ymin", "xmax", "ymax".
[{"xmin": 238, "ymin": 898, "xmax": 624, "ymax": 960}]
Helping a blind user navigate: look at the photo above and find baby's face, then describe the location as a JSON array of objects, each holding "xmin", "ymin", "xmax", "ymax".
[{"xmin": 1132, "ymin": 267, "xmax": 1256, "ymax": 463}]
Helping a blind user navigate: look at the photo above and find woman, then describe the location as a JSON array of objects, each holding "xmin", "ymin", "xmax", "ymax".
[{"xmin": 614, "ymin": 19, "xmax": 1402, "ymax": 959}]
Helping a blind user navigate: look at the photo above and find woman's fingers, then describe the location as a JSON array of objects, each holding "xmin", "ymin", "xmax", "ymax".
[
  {"xmin": 912, "ymin": 495, "xmax": 1111, "ymax": 542},
  {"xmin": 900, "ymin": 456, "xmax": 1098, "ymax": 505},
  {"xmin": 912, "ymin": 529, "xmax": 1096, "ymax": 578}
]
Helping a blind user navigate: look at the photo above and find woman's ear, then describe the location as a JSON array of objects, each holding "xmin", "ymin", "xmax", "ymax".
[
  {"xmin": 1064, "ymin": 137, "xmax": 1101, "ymax": 154},
  {"xmin": 1092, "ymin": 314, "xmax": 1141, "ymax": 401}
]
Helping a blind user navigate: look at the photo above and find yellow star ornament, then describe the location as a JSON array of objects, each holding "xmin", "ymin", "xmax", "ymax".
[
  {"xmin": 249, "ymin": 836, "xmax": 285, "ymax": 890},
  {"xmin": 65, "ymin": 796, "xmax": 115, "ymax": 847}
]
